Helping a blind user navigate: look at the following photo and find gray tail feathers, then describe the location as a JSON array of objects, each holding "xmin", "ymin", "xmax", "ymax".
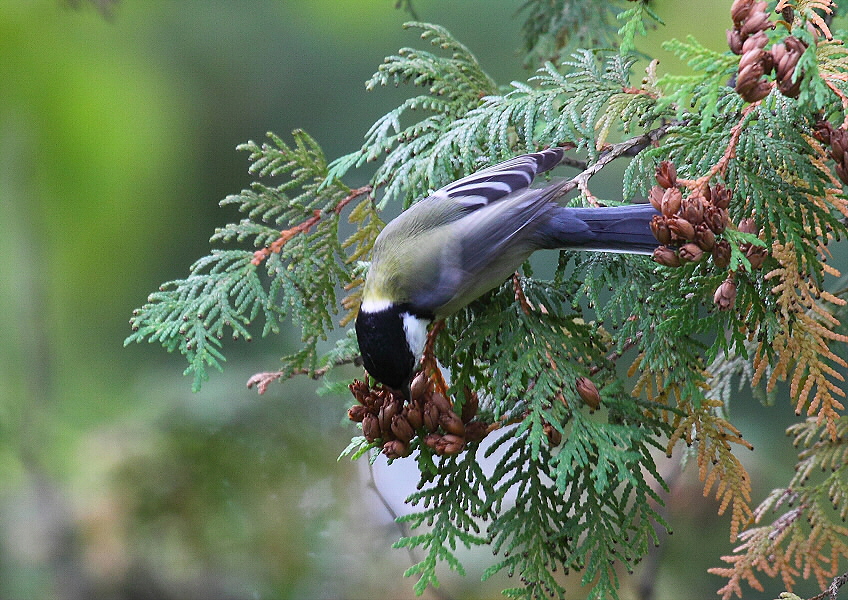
[{"xmin": 539, "ymin": 203, "xmax": 660, "ymax": 254}]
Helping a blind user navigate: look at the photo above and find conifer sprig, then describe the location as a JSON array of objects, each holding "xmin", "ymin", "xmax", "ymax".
[
  {"xmin": 710, "ymin": 417, "xmax": 848, "ymax": 599},
  {"xmin": 127, "ymin": 130, "xmax": 362, "ymax": 389}
]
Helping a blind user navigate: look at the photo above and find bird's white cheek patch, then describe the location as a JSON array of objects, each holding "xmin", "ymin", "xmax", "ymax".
[
  {"xmin": 360, "ymin": 298, "xmax": 392, "ymax": 313},
  {"xmin": 401, "ymin": 313, "xmax": 429, "ymax": 364}
]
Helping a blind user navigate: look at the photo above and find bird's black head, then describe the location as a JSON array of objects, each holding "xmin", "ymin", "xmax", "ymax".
[{"xmin": 355, "ymin": 303, "xmax": 431, "ymax": 398}]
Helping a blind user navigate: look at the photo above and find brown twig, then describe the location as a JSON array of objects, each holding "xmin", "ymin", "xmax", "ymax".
[
  {"xmin": 678, "ymin": 106, "xmax": 756, "ymax": 190},
  {"xmin": 335, "ymin": 184, "xmax": 373, "ymax": 214},
  {"xmin": 559, "ymin": 155, "xmax": 588, "ymax": 170},
  {"xmin": 251, "ymin": 185, "xmax": 373, "ymax": 266},
  {"xmin": 512, "ymin": 273, "xmax": 533, "ymax": 315},
  {"xmin": 366, "ymin": 461, "xmax": 457, "ymax": 600},
  {"xmin": 421, "ymin": 320, "xmax": 449, "ymax": 397},
  {"xmin": 246, "ymin": 355, "xmax": 362, "ymax": 394},
  {"xmin": 554, "ymin": 120, "xmax": 681, "ymax": 201},
  {"xmin": 246, "ymin": 371, "xmax": 285, "ymax": 394},
  {"xmin": 623, "ymin": 86, "xmax": 659, "ymax": 100},
  {"xmin": 636, "ymin": 459, "xmax": 682, "ymax": 600},
  {"xmin": 711, "ymin": 105, "xmax": 756, "ymax": 179},
  {"xmin": 577, "ymin": 178, "xmax": 602, "ymax": 207},
  {"xmin": 808, "ymin": 571, "xmax": 848, "ymax": 600}
]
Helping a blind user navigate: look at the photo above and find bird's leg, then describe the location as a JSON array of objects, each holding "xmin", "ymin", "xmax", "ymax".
[{"xmin": 421, "ymin": 320, "xmax": 449, "ymax": 398}]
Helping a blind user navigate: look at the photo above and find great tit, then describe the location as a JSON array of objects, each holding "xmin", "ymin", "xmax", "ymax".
[{"xmin": 355, "ymin": 148, "xmax": 659, "ymax": 397}]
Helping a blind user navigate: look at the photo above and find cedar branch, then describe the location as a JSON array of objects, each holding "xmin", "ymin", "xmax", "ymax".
[
  {"xmin": 251, "ymin": 185, "xmax": 372, "ymax": 266},
  {"xmin": 553, "ymin": 120, "xmax": 681, "ymax": 200},
  {"xmin": 247, "ymin": 354, "xmax": 363, "ymax": 394}
]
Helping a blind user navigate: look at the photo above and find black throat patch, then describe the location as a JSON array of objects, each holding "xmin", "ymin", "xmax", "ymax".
[{"xmin": 355, "ymin": 303, "xmax": 432, "ymax": 393}]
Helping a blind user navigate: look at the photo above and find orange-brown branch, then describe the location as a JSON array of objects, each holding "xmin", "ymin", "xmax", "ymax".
[
  {"xmin": 251, "ymin": 185, "xmax": 372, "ymax": 266},
  {"xmin": 512, "ymin": 273, "xmax": 532, "ymax": 316},
  {"xmin": 334, "ymin": 185, "xmax": 372, "ymax": 215},
  {"xmin": 679, "ymin": 105, "xmax": 756, "ymax": 191}
]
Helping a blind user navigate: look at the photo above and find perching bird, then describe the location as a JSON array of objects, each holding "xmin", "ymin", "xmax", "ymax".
[{"xmin": 355, "ymin": 148, "xmax": 659, "ymax": 397}]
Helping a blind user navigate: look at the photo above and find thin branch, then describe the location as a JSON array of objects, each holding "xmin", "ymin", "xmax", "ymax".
[
  {"xmin": 64, "ymin": 0, "xmax": 118, "ymax": 19},
  {"xmin": 678, "ymin": 105, "xmax": 756, "ymax": 190},
  {"xmin": 394, "ymin": 0, "xmax": 419, "ymax": 20},
  {"xmin": 512, "ymin": 273, "xmax": 533, "ymax": 315},
  {"xmin": 554, "ymin": 120, "xmax": 681, "ymax": 200},
  {"xmin": 708, "ymin": 104, "xmax": 755, "ymax": 180},
  {"xmin": 367, "ymin": 461, "xmax": 415, "ymax": 560},
  {"xmin": 636, "ymin": 459, "xmax": 682, "ymax": 600},
  {"xmin": 334, "ymin": 185, "xmax": 373, "ymax": 215},
  {"xmin": 252, "ymin": 185, "xmax": 372, "ymax": 266},
  {"xmin": 246, "ymin": 355, "xmax": 362, "ymax": 394},
  {"xmin": 589, "ymin": 331, "xmax": 644, "ymax": 376},
  {"xmin": 559, "ymin": 155, "xmax": 588, "ymax": 170},
  {"xmin": 422, "ymin": 320, "xmax": 450, "ymax": 397},
  {"xmin": 808, "ymin": 570, "xmax": 848, "ymax": 600}
]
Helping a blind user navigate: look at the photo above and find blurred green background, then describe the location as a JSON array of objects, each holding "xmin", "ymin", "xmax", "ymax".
[{"xmin": 0, "ymin": 1, "xmax": 839, "ymax": 599}]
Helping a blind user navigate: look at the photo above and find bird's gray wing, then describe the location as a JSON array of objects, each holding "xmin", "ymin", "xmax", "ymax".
[
  {"xmin": 458, "ymin": 186, "xmax": 568, "ymax": 271},
  {"xmin": 435, "ymin": 148, "xmax": 564, "ymax": 210},
  {"xmin": 415, "ymin": 187, "xmax": 565, "ymax": 315},
  {"xmin": 400, "ymin": 148, "xmax": 567, "ymax": 314}
]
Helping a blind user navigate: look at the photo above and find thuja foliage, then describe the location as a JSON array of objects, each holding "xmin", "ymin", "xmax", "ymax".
[{"xmin": 127, "ymin": 1, "xmax": 848, "ymax": 598}]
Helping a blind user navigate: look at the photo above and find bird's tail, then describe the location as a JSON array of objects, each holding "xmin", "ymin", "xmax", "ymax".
[{"xmin": 539, "ymin": 203, "xmax": 660, "ymax": 254}]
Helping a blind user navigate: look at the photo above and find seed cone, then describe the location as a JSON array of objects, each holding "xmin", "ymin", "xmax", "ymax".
[
  {"xmin": 714, "ymin": 278, "xmax": 738, "ymax": 311},
  {"xmin": 652, "ymin": 246, "xmax": 681, "ymax": 268},
  {"xmin": 575, "ymin": 377, "xmax": 601, "ymax": 410}
]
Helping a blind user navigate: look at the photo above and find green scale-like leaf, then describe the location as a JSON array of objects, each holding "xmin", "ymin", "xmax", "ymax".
[
  {"xmin": 395, "ymin": 449, "xmax": 492, "ymax": 595},
  {"xmin": 126, "ymin": 250, "xmax": 279, "ymax": 390},
  {"xmin": 127, "ymin": 130, "xmax": 355, "ymax": 388}
]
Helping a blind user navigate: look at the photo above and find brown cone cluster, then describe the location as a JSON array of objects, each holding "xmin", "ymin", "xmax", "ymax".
[
  {"xmin": 728, "ymin": 0, "xmax": 771, "ymax": 54},
  {"xmin": 649, "ymin": 162, "xmax": 731, "ymax": 268},
  {"xmin": 813, "ymin": 120, "xmax": 848, "ymax": 185},
  {"xmin": 727, "ymin": 0, "xmax": 807, "ymax": 102},
  {"xmin": 648, "ymin": 161, "xmax": 767, "ymax": 312},
  {"xmin": 348, "ymin": 374, "xmax": 489, "ymax": 459},
  {"xmin": 771, "ymin": 36, "xmax": 806, "ymax": 98},
  {"xmin": 735, "ymin": 31, "xmax": 774, "ymax": 102}
]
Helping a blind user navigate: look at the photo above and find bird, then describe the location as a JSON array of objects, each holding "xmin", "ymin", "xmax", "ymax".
[{"xmin": 354, "ymin": 147, "xmax": 660, "ymax": 398}]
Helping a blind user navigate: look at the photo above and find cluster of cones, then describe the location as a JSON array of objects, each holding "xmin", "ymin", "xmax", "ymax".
[
  {"xmin": 814, "ymin": 120, "xmax": 848, "ymax": 186},
  {"xmin": 728, "ymin": 0, "xmax": 807, "ymax": 102},
  {"xmin": 348, "ymin": 373, "xmax": 490, "ymax": 459},
  {"xmin": 649, "ymin": 161, "xmax": 767, "ymax": 311},
  {"xmin": 650, "ymin": 161, "xmax": 733, "ymax": 268}
]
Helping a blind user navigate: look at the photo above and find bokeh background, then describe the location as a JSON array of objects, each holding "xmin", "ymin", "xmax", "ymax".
[{"xmin": 0, "ymin": 1, "xmax": 843, "ymax": 599}]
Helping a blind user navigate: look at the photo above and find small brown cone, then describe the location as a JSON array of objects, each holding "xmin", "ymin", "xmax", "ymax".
[
  {"xmin": 575, "ymin": 377, "xmax": 601, "ymax": 410},
  {"xmin": 714, "ymin": 278, "xmax": 738, "ymax": 311},
  {"xmin": 652, "ymin": 246, "xmax": 681, "ymax": 268},
  {"xmin": 383, "ymin": 439, "xmax": 411, "ymax": 459}
]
